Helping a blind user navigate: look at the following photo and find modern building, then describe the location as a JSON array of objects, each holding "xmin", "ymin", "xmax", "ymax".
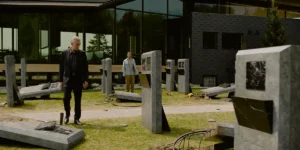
[{"xmin": 0, "ymin": 0, "xmax": 300, "ymax": 86}]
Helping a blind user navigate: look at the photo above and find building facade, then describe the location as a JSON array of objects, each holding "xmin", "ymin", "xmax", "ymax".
[{"xmin": 0, "ymin": 0, "xmax": 300, "ymax": 86}]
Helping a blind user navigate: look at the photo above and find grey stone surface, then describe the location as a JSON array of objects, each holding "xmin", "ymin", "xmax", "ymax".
[
  {"xmin": 5, "ymin": 55, "xmax": 23, "ymax": 107},
  {"xmin": 166, "ymin": 59, "xmax": 175, "ymax": 91},
  {"xmin": 177, "ymin": 59, "xmax": 189, "ymax": 94},
  {"xmin": 105, "ymin": 58, "xmax": 112, "ymax": 96},
  {"xmin": 101, "ymin": 59, "xmax": 106, "ymax": 94},
  {"xmin": 114, "ymin": 91, "xmax": 141, "ymax": 102},
  {"xmin": 141, "ymin": 50, "xmax": 163, "ymax": 134},
  {"xmin": 191, "ymin": 13, "xmax": 300, "ymax": 85},
  {"xmin": 0, "ymin": 120, "xmax": 85, "ymax": 150},
  {"xmin": 19, "ymin": 82, "xmax": 62, "ymax": 99},
  {"xmin": 234, "ymin": 45, "xmax": 300, "ymax": 150},
  {"xmin": 20, "ymin": 58, "xmax": 26, "ymax": 88},
  {"xmin": 217, "ymin": 122, "xmax": 234, "ymax": 137},
  {"xmin": 199, "ymin": 84, "xmax": 235, "ymax": 97}
]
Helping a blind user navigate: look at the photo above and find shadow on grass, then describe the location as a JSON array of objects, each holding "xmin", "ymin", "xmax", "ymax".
[
  {"xmin": 0, "ymin": 137, "xmax": 42, "ymax": 149},
  {"xmin": 24, "ymin": 97, "xmax": 63, "ymax": 101},
  {"xmin": 70, "ymin": 123, "xmax": 127, "ymax": 132},
  {"xmin": 9, "ymin": 103, "xmax": 37, "ymax": 110}
]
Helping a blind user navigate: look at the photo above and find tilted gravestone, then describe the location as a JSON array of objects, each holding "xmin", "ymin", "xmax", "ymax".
[
  {"xmin": 233, "ymin": 45, "xmax": 300, "ymax": 150},
  {"xmin": 5, "ymin": 55, "xmax": 23, "ymax": 107},
  {"xmin": 21, "ymin": 58, "xmax": 27, "ymax": 88},
  {"xmin": 166, "ymin": 59, "xmax": 175, "ymax": 91},
  {"xmin": 5, "ymin": 56, "xmax": 62, "ymax": 103},
  {"xmin": 140, "ymin": 50, "xmax": 170, "ymax": 134},
  {"xmin": 101, "ymin": 59, "xmax": 106, "ymax": 94},
  {"xmin": 105, "ymin": 58, "xmax": 112, "ymax": 96},
  {"xmin": 177, "ymin": 59, "xmax": 190, "ymax": 94}
]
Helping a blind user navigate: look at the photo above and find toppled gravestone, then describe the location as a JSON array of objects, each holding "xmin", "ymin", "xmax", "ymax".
[
  {"xmin": 0, "ymin": 115, "xmax": 85, "ymax": 150},
  {"xmin": 114, "ymin": 91, "xmax": 142, "ymax": 102}
]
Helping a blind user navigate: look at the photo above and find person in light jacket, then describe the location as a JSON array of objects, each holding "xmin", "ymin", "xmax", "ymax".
[{"xmin": 122, "ymin": 52, "xmax": 139, "ymax": 93}]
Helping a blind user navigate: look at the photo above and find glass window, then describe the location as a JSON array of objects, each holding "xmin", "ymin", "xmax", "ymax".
[
  {"xmin": 18, "ymin": 14, "xmax": 43, "ymax": 62},
  {"xmin": 203, "ymin": 32, "xmax": 218, "ymax": 49},
  {"xmin": 84, "ymin": 10, "xmax": 114, "ymax": 64},
  {"xmin": 0, "ymin": 28, "xmax": 2, "ymax": 50},
  {"xmin": 58, "ymin": 32, "xmax": 76, "ymax": 51},
  {"xmin": 3, "ymin": 28, "xmax": 12, "ymax": 51},
  {"xmin": 40, "ymin": 30, "xmax": 49, "ymax": 61},
  {"xmin": 167, "ymin": 16, "xmax": 182, "ymax": 60},
  {"xmin": 117, "ymin": 0, "xmax": 142, "ymax": 11},
  {"xmin": 222, "ymin": 33, "xmax": 243, "ymax": 50},
  {"xmin": 14, "ymin": 28, "xmax": 18, "ymax": 51},
  {"xmin": 143, "ymin": 13, "xmax": 166, "ymax": 62},
  {"xmin": 144, "ymin": 0, "xmax": 167, "ymax": 14},
  {"xmin": 78, "ymin": 32, "xmax": 84, "ymax": 50},
  {"xmin": 116, "ymin": 10, "xmax": 141, "ymax": 64},
  {"xmin": 168, "ymin": 0, "xmax": 183, "ymax": 16},
  {"xmin": 287, "ymin": 11, "xmax": 300, "ymax": 18},
  {"xmin": 194, "ymin": 3, "xmax": 219, "ymax": 13}
]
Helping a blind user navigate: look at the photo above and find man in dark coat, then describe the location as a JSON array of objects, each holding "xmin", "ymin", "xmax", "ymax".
[{"xmin": 59, "ymin": 36, "xmax": 89, "ymax": 125}]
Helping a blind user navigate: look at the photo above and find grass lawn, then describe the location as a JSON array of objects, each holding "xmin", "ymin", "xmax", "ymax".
[
  {"xmin": 0, "ymin": 112, "xmax": 235, "ymax": 150},
  {"xmin": 0, "ymin": 89, "xmax": 230, "ymax": 114}
]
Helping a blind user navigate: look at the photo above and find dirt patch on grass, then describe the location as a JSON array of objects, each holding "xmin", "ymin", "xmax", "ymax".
[{"xmin": 0, "ymin": 115, "xmax": 32, "ymax": 122}]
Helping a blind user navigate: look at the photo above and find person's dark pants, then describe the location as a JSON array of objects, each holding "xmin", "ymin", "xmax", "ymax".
[{"xmin": 63, "ymin": 77, "xmax": 83, "ymax": 120}]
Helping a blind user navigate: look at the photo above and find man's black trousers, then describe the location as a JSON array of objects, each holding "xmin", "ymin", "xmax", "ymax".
[{"xmin": 63, "ymin": 77, "xmax": 83, "ymax": 120}]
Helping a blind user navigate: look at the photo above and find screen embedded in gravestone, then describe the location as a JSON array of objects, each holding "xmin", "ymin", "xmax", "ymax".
[{"xmin": 246, "ymin": 61, "xmax": 266, "ymax": 91}]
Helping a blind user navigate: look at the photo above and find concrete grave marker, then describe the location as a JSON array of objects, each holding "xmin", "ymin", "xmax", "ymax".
[
  {"xmin": 0, "ymin": 115, "xmax": 85, "ymax": 150},
  {"xmin": 101, "ymin": 59, "xmax": 106, "ymax": 94},
  {"xmin": 20, "ymin": 58, "xmax": 27, "ymax": 88},
  {"xmin": 5, "ymin": 56, "xmax": 62, "ymax": 104},
  {"xmin": 166, "ymin": 59, "xmax": 175, "ymax": 91},
  {"xmin": 233, "ymin": 45, "xmax": 300, "ymax": 150},
  {"xmin": 105, "ymin": 58, "xmax": 112, "ymax": 96},
  {"xmin": 5, "ymin": 55, "xmax": 23, "ymax": 107},
  {"xmin": 177, "ymin": 59, "xmax": 190, "ymax": 94},
  {"xmin": 140, "ymin": 50, "xmax": 170, "ymax": 134}
]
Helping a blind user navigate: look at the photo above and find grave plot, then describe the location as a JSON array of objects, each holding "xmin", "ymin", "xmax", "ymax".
[
  {"xmin": 4, "ymin": 55, "xmax": 62, "ymax": 107},
  {"xmin": 0, "ymin": 115, "xmax": 85, "ymax": 150}
]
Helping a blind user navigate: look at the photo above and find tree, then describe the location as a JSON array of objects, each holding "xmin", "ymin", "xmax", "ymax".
[
  {"xmin": 262, "ymin": 2, "xmax": 285, "ymax": 47},
  {"xmin": 87, "ymin": 34, "xmax": 111, "ymax": 63}
]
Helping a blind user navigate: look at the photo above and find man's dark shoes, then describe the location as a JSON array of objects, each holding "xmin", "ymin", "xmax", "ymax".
[
  {"xmin": 74, "ymin": 119, "xmax": 82, "ymax": 126},
  {"xmin": 64, "ymin": 117, "xmax": 69, "ymax": 124}
]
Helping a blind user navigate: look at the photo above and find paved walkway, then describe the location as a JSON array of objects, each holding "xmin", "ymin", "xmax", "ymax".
[{"xmin": 11, "ymin": 104, "xmax": 234, "ymax": 121}]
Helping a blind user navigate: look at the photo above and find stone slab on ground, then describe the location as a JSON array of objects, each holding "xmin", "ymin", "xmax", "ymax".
[
  {"xmin": 199, "ymin": 84, "xmax": 235, "ymax": 97},
  {"xmin": 217, "ymin": 122, "xmax": 234, "ymax": 137},
  {"xmin": 114, "ymin": 91, "xmax": 142, "ymax": 102},
  {"xmin": 0, "ymin": 115, "xmax": 85, "ymax": 150},
  {"xmin": 19, "ymin": 82, "xmax": 62, "ymax": 99}
]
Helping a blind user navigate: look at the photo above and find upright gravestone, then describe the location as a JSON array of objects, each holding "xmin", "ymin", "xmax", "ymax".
[
  {"xmin": 166, "ymin": 59, "xmax": 175, "ymax": 91},
  {"xmin": 21, "ymin": 58, "xmax": 27, "ymax": 88},
  {"xmin": 5, "ymin": 55, "xmax": 23, "ymax": 107},
  {"xmin": 177, "ymin": 59, "xmax": 190, "ymax": 94},
  {"xmin": 101, "ymin": 59, "xmax": 106, "ymax": 94},
  {"xmin": 140, "ymin": 50, "xmax": 170, "ymax": 134},
  {"xmin": 233, "ymin": 45, "xmax": 300, "ymax": 150},
  {"xmin": 105, "ymin": 58, "xmax": 112, "ymax": 96}
]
